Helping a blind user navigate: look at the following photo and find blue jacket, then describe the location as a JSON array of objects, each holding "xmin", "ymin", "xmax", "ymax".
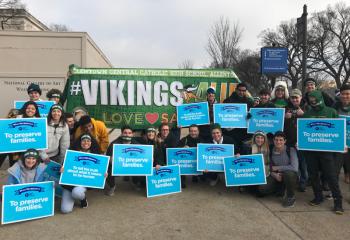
[{"xmin": 7, "ymin": 162, "xmax": 47, "ymax": 185}]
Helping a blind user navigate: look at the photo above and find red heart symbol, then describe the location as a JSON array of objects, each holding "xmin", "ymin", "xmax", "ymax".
[{"xmin": 145, "ymin": 113, "xmax": 159, "ymax": 124}]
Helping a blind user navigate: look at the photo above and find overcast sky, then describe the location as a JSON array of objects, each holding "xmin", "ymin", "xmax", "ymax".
[{"xmin": 22, "ymin": 0, "xmax": 340, "ymax": 68}]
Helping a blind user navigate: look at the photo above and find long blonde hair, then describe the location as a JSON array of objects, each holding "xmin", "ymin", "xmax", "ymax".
[{"xmin": 250, "ymin": 131, "xmax": 270, "ymax": 165}]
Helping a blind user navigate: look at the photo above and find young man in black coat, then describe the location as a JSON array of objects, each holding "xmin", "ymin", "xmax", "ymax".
[
  {"xmin": 204, "ymin": 124, "xmax": 239, "ymax": 186},
  {"xmin": 178, "ymin": 124, "xmax": 204, "ymax": 187},
  {"xmin": 105, "ymin": 125, "xmax": 139, "ymax": 196}
]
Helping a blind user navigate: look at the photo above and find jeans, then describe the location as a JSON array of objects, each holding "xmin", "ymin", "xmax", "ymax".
[
  {"xmin": 258, "ymin": 170, "xmax": 298, "ymax": 198},
  {"xmin": 297, "ymin": 151, "xmax": 308, "ymax": 186},
  {"xmin": 61, "ymin": 186, "xmax": 87, "ymax": 213}
]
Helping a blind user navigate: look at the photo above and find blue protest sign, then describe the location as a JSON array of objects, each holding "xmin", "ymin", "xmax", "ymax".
[
  {"xmin": 224, "ymin": 154, "xmax": 266, "ymax": 187},
  {"xmin": 112, "ymin": 144, "xmax": 153, "ymax": 176},
  {"xmin": 166, "ymin": 148, "xmax": 202, "ymax": 175},
  {"xmin": 213, "ymin": 103, "xmax": 248, "ymax": 128},
  {"xmin": 340, "ymin": 115, "xmax": 350, "ymax": 147},
  {"xmin": 261, "ymin": 47, "xmax": 288, "ymax": 74},
  {"xmin": 197, "ymin": 144, "xmax": 234, "ymax": 172},
  {"xmin": 176, "ymin": 102, "xmax": 210, "ymax": 127},
  {"xmin": 248, "ymin": 108, "xmax": 285, "ymax": 134},
  {"xmin": 297, "ymin": 118, "xmax": 346, "ymax": 152},
  {"xmin": 15, "ymin": 101, "xmax": 55, "ymax": 117},
  {"xmin": 42, "ymin": 161, "xmax": 63, "ymax": 197},
  {"xmin": 146, "ymin": 165, "xmax": 181, "ymax": 198},
  {"xmin": 0, "ymin": 118, "xmax": 48, "ymax": 154},
  {"xmin": 59, "ymin": 150, "xmax": 109, "ymax": 189},
  {"xmin": 2, "ymin": 181, "xmax": 54, "ymax": 225}
]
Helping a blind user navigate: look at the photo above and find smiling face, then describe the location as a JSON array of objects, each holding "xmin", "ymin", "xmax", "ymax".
[
  {"xmin": 51, "ymin": 109, "xmax": 62, "ymax": 122},
  {"xmin": 308, "ymin": 96, "xmax": 318, "ymax": 107},
  {"xmin": 254, "ymin": 135, "xmax": 265, "ymax": 147},
  {"xmin": 83, "ymin": 122, "xmax": 94, "ymax": 134},
  {"xmin": 207, "ymin": 93, "xmax": 215, "ymax": 103},
  {"xmin": 275, "ymin": 87, "xmax": 285, "ymax": 99},
  {"xmin": 237, "ymin": 86, "xmax": 247, "ymax": 98},
  {"xmin": 305, "ymin": 82, "xmax": 316, "ymax": 93},
  {"xmin": 25, "ymin": 104, "xmax": 37, "ymax": 117},
  {"xmin": 290, "ymin": 95, "xmax": 301, "ymax": 107},
  {"xmin": 81, "ymin": 139, "xmax": 92, "ymax": 151},
  {"xmin": 189, "ymin": 126, "xmax": 199, "ymax": 139},
  {"xmin": 211, "ymin": 128, "xmax": 222, "ymax": 142},
  {"xmin": 273, "ymin": 136, "xmax": 286, "ymax": 150},
  {"xmin": 340, "ymin": 89, "xmax": 350, "ymax": 105},
  {"xmin": 66, "ymin": 117, "xmax": 75, "ymax": 129},
  {"xmin": 24, "ymin": 157, "xmax": 37, "ymax": 169},
  {"xmin": 29, "ymin": 91, "xmax": 40, "ymax": 101},
  {"xmin": 259, "ymin": 93, "xmax": 270, "ymax": 104},
  {"xmin": 147, "ymin": 131, "xmax": 156, "ymax": 140},
  {"xmin": 122, "ymin": 128, "xmax": 133, "ymax": 137},
  {"xmin": 160, "ymin": 125, "xmax": 170, "ymax": 139}
]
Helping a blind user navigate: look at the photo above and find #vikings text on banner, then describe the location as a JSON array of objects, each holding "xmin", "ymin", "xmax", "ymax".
[{"xmin": 62, "ymin": 65, "xmax": 240, "ymax": 129}]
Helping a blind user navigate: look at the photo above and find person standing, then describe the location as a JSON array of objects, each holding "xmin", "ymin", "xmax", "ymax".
[
  {"xmin": 303, "ymin": 90, "xmax": 344, "ymax": 214},
  {"xmin": 271, "ymin": 81, "xmax": 289, "ymax": 108},
  {"xmin": 198, "ymin": 87, "xmax": 217, "ymax": 142},
  {"xmin": 223, "ymin": 83, "xmax": 254, "ymax": 148},
  {"xmin": 178, "ymin": 124, "xmax": 204, "ymax": 187},
  {"xmin": 42, "ymin": 104, "xmax": 70, "ymax": 164},
  {"xmin": 333, "ymin": 84, "xmax": 350, "ymax": 184},
  {"xmin": 105, "ymin": 126, "xmax": 139, "ymax": 196},
  {"xmin": 284, "ymin": 89, "xmax": 308, "ymax": 192}
]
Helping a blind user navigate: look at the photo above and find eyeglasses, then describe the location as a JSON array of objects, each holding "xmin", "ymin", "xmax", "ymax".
[{"xmin": 237, "ymin": 88, "xmax": 247, "ymax": 92}]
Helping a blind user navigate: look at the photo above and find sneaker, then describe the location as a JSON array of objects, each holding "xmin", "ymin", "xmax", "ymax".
[
  {"xmin": 333, "ymin": 204, "xmax": 344, "ymax": 215},
  {"xmin": 309, "ymin": 198, "xmax": 324, "ymax": 206},
  {"xmin": 105, "ymin": 186, "xmax": 116, "ymax": 196},
  {"xmin": 283, "ymin": 197, "xmax": 296, "ymax": 208},
  {"xmin": 325, "ymin": 193, "xmax": 333, "ymax": 200},
  {"xmin": 80, "ymin": 198, "xmax": 88, "ymax": 208},
  {"xmin": 209, "ymin": 177, "xmax": 219, "ymax": 186}
]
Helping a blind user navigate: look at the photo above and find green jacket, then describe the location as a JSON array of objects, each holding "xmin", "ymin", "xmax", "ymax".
[{"xmin": 303, "ymin": 90, "xmax": 338, "ymax": 118}]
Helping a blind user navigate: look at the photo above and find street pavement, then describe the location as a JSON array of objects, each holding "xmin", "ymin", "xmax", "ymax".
[{"xmin": 0, "ymin": 164, "xmax": 349, "ymax": 240}]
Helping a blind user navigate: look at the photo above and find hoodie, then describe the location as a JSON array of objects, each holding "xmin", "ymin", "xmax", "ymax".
[
  {"xmin": 7, "ymin": 161, "xmax": 47, "ymax": 184},
  {"xmin": 303, "ymin": 90, "xmax": 338, "ymax": 118}
]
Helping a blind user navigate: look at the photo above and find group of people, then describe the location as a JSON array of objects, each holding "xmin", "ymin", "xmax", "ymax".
[{"xmin": 1, "ymin": 78, "xmax": 349, "ymax": 216}]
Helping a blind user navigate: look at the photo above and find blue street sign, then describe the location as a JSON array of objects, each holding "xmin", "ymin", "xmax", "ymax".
[{"xmin": 261, "ymin": 47, "xmax": 288, "ymax": 74}]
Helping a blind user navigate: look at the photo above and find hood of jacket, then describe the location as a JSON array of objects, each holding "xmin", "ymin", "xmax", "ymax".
[{"xmin": 308, "ymin": 90, "xmax": 325, "ymax": 110}]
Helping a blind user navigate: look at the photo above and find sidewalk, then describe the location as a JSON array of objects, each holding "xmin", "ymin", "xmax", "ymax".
[{"xmin": 0, "ymin": 167, "xmax": 349, "ymax": 240}]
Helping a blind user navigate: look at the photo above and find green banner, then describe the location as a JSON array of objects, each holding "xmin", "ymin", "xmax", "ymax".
[{"xmin": 63, "ymin": 65, "xmax": 240, "ymax": 129}]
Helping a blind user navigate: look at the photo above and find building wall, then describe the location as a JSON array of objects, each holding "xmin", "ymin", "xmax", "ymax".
[{"xmin": 0, "ymin": 31, "xmax": 112, "ymax": 117}]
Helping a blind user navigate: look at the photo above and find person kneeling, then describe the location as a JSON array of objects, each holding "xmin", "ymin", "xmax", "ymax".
[{"xmin": 257, "ymin": 131, "xmax": 298, "ymax": 208}]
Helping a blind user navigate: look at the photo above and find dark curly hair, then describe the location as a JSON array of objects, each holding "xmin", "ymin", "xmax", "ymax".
[{"xmin": 20, "ymin": 101, "xmax": 41, "ymax": 118}]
